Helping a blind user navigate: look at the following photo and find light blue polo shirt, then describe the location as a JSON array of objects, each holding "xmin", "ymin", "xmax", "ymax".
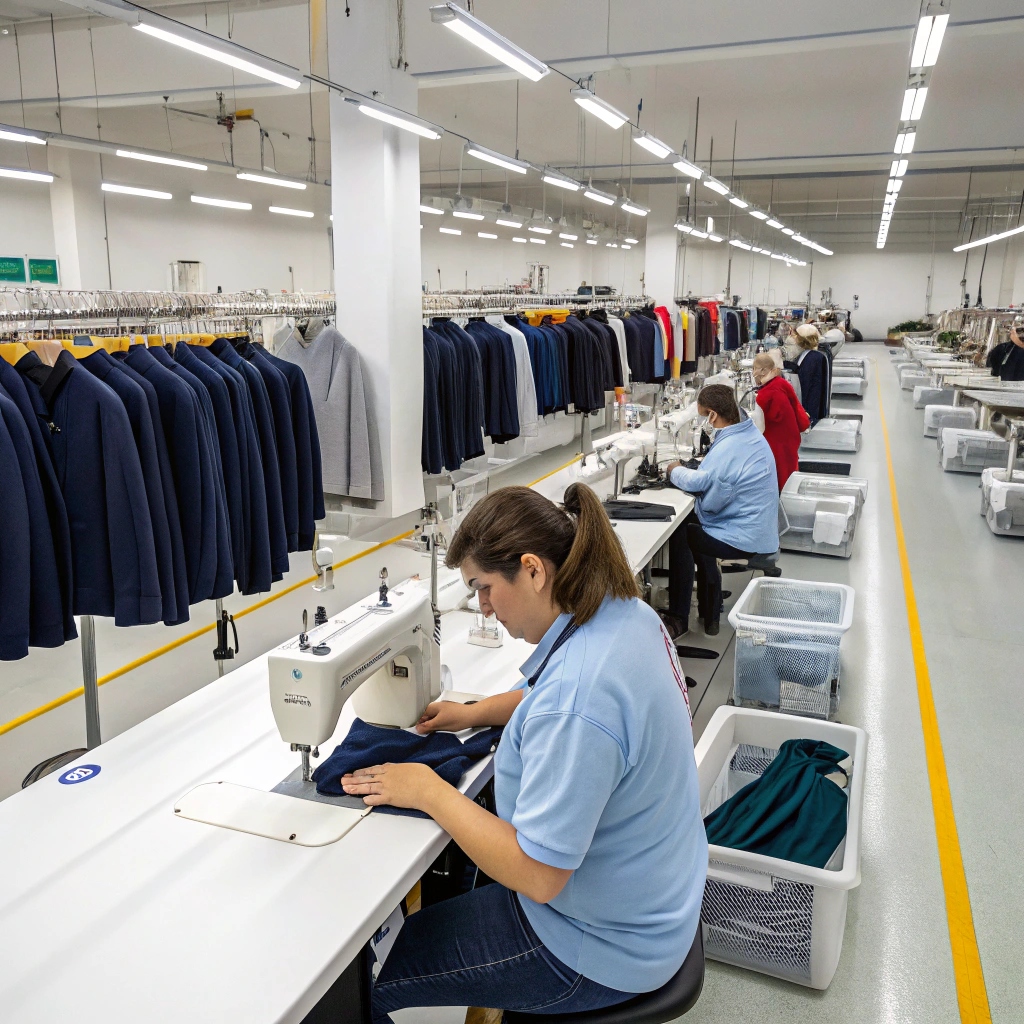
[{"xmin": 493, "ymin": 596, "xmax": 708, "ymax": 993}]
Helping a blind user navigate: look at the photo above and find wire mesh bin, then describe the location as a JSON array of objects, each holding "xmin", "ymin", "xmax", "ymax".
[
  {"xmin": 800, "ymin": 418, "xmax": 862, "ymax": 452},
  {"xmin": 985, "ymin": 471, "xmax": 1024, "ymax": 536},
  {"xmin": 900, "ymin": 368, "xmax": 931, "ymax": 391},
  {"xmin": 695, "ymin": 707, "xmax": 868, "ymax": 989},
  {"xmin": 923, "ymin": 404, "xmax": 976, "ymax": 438},
  {"xmin": 913, "ymin": 385, "xmax": 954, "ymax": 409},
  {"xmin": 727, "ymin": 578, "xmax": 855, "ymax": 719},
  {"xmin": 939, "ymin": 428, "xmax": 1010, "ymax": 473}
]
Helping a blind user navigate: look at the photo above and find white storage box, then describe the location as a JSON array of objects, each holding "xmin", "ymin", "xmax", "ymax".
[
  {"xmin": 900, "ymin": 368, "xmax": 931, "ymax": 390},
  {"xmin": 696, "ymin": 706, "xmax": 867, "ymax": 989},
  {"xmin": 800, "ymin": 418, "xmax": 862, "ymax": 452},
  {"xmin": 831, "ymin": 376, "xmax": 868, "ymax": 397},
  {"xmin": 779, "ymin": 494, "xmax": 858, "ymax": 559},
  {"xmin": 981, "ymin": 467, "xmax": 1024, "ymax": 516},
  {"xmin": 939, "ymin": 428, "xmax": 1010, "ymax": 474},
  {"xmin": 913, "ymin": 385, "xmax": 954, "ymax": 410},
  {"xmin": 923, "ymin": 404, "xmax": 976, "ymax": 438},
  {"xmin": 985, "ymin": 470, "xmax": 1024, "ymax": 536},
  {"xmin": 727, "ymin": 578, "xmax": 855, "ymax": 719},
  {"xmin": 831, "ymin": 358, "xmax": 866, "ymax": 379}
]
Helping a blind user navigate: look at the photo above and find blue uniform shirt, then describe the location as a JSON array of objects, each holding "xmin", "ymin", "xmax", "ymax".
[
  {"xmin": 670, "ymin": 414, "xmax": 779, "ymax": 554},
  {"xmin": 493, "ymin": 596, "xmax": 707, "ymax": 993}
]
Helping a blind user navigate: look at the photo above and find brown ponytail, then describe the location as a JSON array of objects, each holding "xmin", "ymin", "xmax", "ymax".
[{"xmin": 445, "ymin": 482, "xmax": 640, "ymax": 624}]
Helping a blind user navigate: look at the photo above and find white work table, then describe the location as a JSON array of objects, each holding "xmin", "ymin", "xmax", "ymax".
[{"xmin": 0, "ymin": 467, "xmax": 694, "ymax": 1024}]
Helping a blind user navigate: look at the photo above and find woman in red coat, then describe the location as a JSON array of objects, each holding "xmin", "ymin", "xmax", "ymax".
[{"xmin": 753, "ymin": 352, "xmax": 810, "ymax": 489}]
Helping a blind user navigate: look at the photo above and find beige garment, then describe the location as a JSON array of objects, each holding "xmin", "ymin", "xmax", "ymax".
[{"xmin": 29, "ymin": 341, "xmax": 65, "ymax": 366}]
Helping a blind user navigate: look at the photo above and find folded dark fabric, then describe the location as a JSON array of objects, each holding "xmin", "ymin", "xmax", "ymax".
[
  {"xmin": 602, "ymin": 499, "xmax": 676, "ymax": 522},
  {"xmin": 703, "ymin": 738, "xmax": 849, "ymax": 869},
  {"xmin": 313, "ymin": 718, "xmax": 503, "ymax": 817}
]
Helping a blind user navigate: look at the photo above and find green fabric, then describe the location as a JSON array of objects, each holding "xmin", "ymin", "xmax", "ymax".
[{"xmin": 704, "ymin": 738, "xmax": 849, "ymax": 869}]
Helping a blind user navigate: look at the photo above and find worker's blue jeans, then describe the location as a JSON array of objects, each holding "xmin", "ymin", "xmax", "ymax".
[{"xmin": 371, "ymin": 883, "xmax": 633, "ymax": 1023}]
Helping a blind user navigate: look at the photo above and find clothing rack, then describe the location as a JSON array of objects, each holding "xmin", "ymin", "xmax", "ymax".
[{"xmin": 422, "ymin": 291, "xmax": 649, "ymax": 318}]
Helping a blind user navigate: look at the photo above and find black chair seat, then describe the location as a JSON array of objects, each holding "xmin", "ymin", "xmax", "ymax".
[
  {"xmin": 720, "ymin": 551, "xmax": 782, "ymax": 578},
  {"xmin": 503, "ymin": 928, "xmax": 704, "ymax": 1024}
]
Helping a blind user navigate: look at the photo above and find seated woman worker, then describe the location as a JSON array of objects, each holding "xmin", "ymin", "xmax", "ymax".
[{"xmin": 342, "ymin": 482, "xmax": 707, "ymax": 1022}]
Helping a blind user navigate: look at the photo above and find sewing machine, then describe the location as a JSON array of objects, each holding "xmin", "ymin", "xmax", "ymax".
[{"xmin": 175, "ymin": 568, "xmax": 443, "ymax": 847}]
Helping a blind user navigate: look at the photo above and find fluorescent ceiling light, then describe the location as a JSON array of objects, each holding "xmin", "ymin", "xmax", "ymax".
[
  {"xmin": 620, "ymin": 199, "xmax": 649, "ymax": 217},
  {"xmin": 910, "ymin": 86, "xmax": 928, "ymax": 120},
  {"xmin": 439, "ymin": 226, "xmax": 461, "ymax": 235},
  {"xmin": 633, "ymin": 131, "xmax": 672, "ymax": 160},
  {"xmin": 894, "ymin": 130, "xmax": 916, "ymax": 154},
  {"xmin": 528, "ymin": 225, "xmax": 552, "ymax": 234},
  {"xmin": 496, "ymin": 218, "xmax": 522, "ymax": 228},
  {"xmin": 586, "ymin": 238, "xmax": 598, "ymax": 244},
  {"xmin": 621, "ymin": 244, "xmax": 631, "ymax": 249},
  {"xmin": 911, "ymin": 13, "xmax": 949, "ymax": 68},
  {"xmin": 0, "ymin": 166, "xmax": 54, "ymax": 182},
  {"xmin": 792, "ymin": 234, "xmax": 811, "ymax": 245},
  {"xmin": 543, "ymin": 171, "xmax": 581, "ymax": 191},
  {"xmin": 350, "ymin": 97, "xmax": 442, "ymax": 140},
  {"xmin": 766, "ymin": 218, "xmax": 784, "ymax": 229},
  {"xmin": 269, "ymin": 206, "xmax": 314, "ymax": 217},
  {"xmin": 922, "ymin": 14, "xmax": 948, "ymax": 65},
  {"xmin": 429, "ymin": 3, "xmax": 549, "ymax": 82},
  {"xmin": 133, "ymin": 22, "xmax": 301, "ymax": 89},
  {"xmin": 478, "ymin": 231, "xmax": 497, "ymax": 239},
  {"xmin": 673, "ymin": 157, "xmax": 703, "ymax": 180},
  {"xmin": 689, "ymin": 229, "xmax": 709, "ymax": 239},
  {"xmin": 238, "ymin": 171, "xmax": 306, "ymax": 189},
  {"xmin": 953, "ymin": 222, "xmax": 1024, "ymax": 253},
  {"xmin": 571, "ymin": 87, "xmax": 629, "ymax": 130},
  {"xmin": 675, "ymin": 222, "xmax": 693, "ymax": 233},
  {"xmin": 750, "ymin": 210, "xmax": 769, "ymax": 220},
  {"xmin": 420, "ymin": 204, "xmax": 444, "ymax": 215},
  {"xmin": 102, "ymin": 182, "xmax": 171, "ymax": 199},
  {"xmin": 624, "ymin": 237, "xmax": 639, "ymax": 244},
  {"xmin": 781, "ymin": 227, "xmax": 795, "ymax": 235},
  {"xmin": 707, "ymin": 217, "xmax": 714, "ymax": 233},
  {"xmin": 191, "ymin": 195, "xmax": 251, "ymax": 210},
  {"xmin": 887, "ymin": 178, "xmax": 903, "ymax": 192},
  {"xmin": 560, "ymin": 242, "xmax": 574, "ymax": 248},
  {"xmin": 729, "ymin": 239, "xmax": 752, "ymax": 249},
  {"xmin": 702, "ymin": 178, "xmax": 729, "ymax": 196},
  {"xmin": 891, "ymin": 159, "xmax": 909, "ymax": 177},
  {"xmin": 453, "ymin": 210, "xmax": 485, "ymax": 220},
  {"xmin": 901, "ymin": 87, "xmax": 916, "ymax": 121},
  {"xmin": 117, "ymin": 149, "xmax": 207, "ymax": 171},
  {"xmin": 559, "ymin": 232, "xmax": 578, "ymax": 240},
  {"xmin": 530, "ymin": 237, "xmax": 546, "ymax": 244},
  {"xmin": 811, "ymin": 244, "xmax": 834, "ymax": 256},
  {"xmin": 605, "ymin": 242, "xmax": 618, "ymax": 247},
  {"xmin": 465, "ymin": 142, "xmax": 530, "ymax": 174},
  {"xmin": 584, "ymin": 187, "xmax": 616, "ymax": 205},
  {"xmin": 0, "ymin": 127, "xmax": 46, "ymax": 145},
  {"xmin": 707, "ymin": 234, "xmax": 723, "ymax": 243},
  {"xmin": 512, "ymin": 237, "xmax": 527, "ymax": 243},
  {"xmin": 729, "ymin": 197, "xmax": 749, "ymax": 209}
]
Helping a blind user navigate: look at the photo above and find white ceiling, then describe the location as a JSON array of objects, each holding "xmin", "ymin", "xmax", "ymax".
[{"xmin": 0, "ymin": 0, "xmax": 1021, "ymax": 254}]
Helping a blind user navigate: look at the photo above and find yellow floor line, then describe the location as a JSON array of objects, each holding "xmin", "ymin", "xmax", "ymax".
[{"xmin": 877, "ymin": 378, "xmax": 992, "ymax": 1024}]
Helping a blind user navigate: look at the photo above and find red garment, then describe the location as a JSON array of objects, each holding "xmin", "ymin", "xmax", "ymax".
[
  {"xmin": 756, "ymin": 375, "xmax": 810, "ymax": 489},
  {"xmin": 654, "ymin": 305, "xmax": 675, "ymax": 365}
]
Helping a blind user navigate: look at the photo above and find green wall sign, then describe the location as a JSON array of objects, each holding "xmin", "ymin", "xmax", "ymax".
[
  {"xmin": 0, "ymin": 257, "xmax": 27, "ymax": 283},
  {"xmin": 28, "ymin": 258, "xmax": 59, "ymax": 285}
]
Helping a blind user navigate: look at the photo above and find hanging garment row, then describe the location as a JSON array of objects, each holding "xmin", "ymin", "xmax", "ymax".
[{"xmin": 0, "ymin": 335, "xmax": 325, "ymax": 662}]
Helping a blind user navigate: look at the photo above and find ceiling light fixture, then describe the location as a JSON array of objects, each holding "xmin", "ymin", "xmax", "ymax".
[
  {"xmin": 117, "ymin": 149, "xmax": 207, "ymax": 171},
  {"xmin": 420, "ymin": 204, "xmax": 444, "ymax": 215},
  {"xmin": 0, "ymin": 166, "xmax": 53, "ymax": 182},
  {"xmin": 729, "ymin": 197, "xmax": 749, "ymax": 209},
  {"xmin": 894, "ymin": 129, "xmax": 916, "ymax": 154},
  {"xmin": 464, "ymin": 142, "xmax": 530, "ymax": 174},
  {"xmin": 702, "ymin": 178, "xmax": 730, "ymax": 196},
  {"xmin": 439, "ymin": 226, "xmax": 461, "ymax": 235},
  {"xmin": 621, "ymin": 244, "xmax": 631, "ymax": 249},
  {"xmin": 890, "ymin": 159, "xmax": 909, "ymax": 177},
  {"xmin": 766, "ymin": 218, "xmax": 784, "ymax": 229},
  {"xmin": 560, "ymin": 242, "xmax": 574, "ymax": 248},
  {"xmin": 530, "ymin": 237, "xmax": 546, "ymax": 244},
  {"xmin": 689, "ymin": 229, "xmax": 709, "ymax": 239},
  {"xmin": 729, "ymin": 239, "xmax": 752, "ymax": 250},
  {"xmin": 0, "ymin": 127, "xmax": 46, "ymax": 145},
  {"xmin": 429, "ymin": 3, "xmax": 549, "ymax": 82},
  {"xmin": 605, "ymin": 242, "xmax": 618, "ymax": 248},
  {"xmin": 453, "ymin": 210, "xmax": 485, "ymax": 220},
  {"xmin": 675, "ymin": 222, "xmax": 693, "ymax": 233},
  {"xmin": 478, "ymin": 231, "xmax": 497, "ymax": 239},
  {"xmin": 528, "ymin": 225, "xmax": 552, "ymax": 234},
  {"xmin": 570, "ymin": 87, "xmax": 629, "ymax": 129},
  {"xmin": 269, "ymin": 206, "xmax": 314, "ymax": 217},
  {"xmin": 672, "ymin": 157, "xmax": 703, "ymax": 180},
  {"xmin": 348, "ymin": 97, "xmax": 442, "ymax": 140},
  {"xmin": 559, "ymin": 232, "xmax": 578, "ymax": 240},
  {"xmin": 911, "ymin": 13, "xmax": 949, "ymax": 69},
  {"xmin": 887, "ymin": 178, "xmax": 903, "ymax": 192},
  {"xmin": 191, "ymin": 195, "xmax": 251, "ymax": 210},
  {"xmin": 624, "ymin": 237, "xmax": 639, "ymax": 244},
  {"xmin": 586, "ymin": 238, "xmax": 598, "ymax": 244},
  {"xmin": 542, "ymin": 170, "xmax": 581, "ymax": 191},
  {"xmin": 512, "ymin": 237, "xmax": 527, "ymax": 243},
  {"xmin": 750, "ymin": 210, "xmax": 769, "ymax": 220},
  {"xmin": 781, "ymin": 227, "xmax": 795, "ymax": 235},
  {"xmin": 620, "ymin": 199, "xmax": 649, "ymax": 217},
  {"xmin": 633, "ymin": 131, "xmax": 672, "ymax": 160},
  {"xmin": 584, "ymin": 186, "xmax": 616, "ymax": 205},
  {"xmin": 901, "ymin": 86, "xmax": 928, "ymax": 121},
  {"xmin": 953, "ymin": 222, "xmax": 1024, "ymax": 253},
  {"xmin": 101, "ymin": 182, "xmax": 171, "ymax": 199},
  {"xmin": 237, "ymin": 171, "xmax": 306, "ymax": 189},
  {"xmin": 707, "ymin": 234, "xmax": 723, "ymax": 243},
  {"xmin": 496, "ymin": 218, "xmax": 522, "ymax": 228}
]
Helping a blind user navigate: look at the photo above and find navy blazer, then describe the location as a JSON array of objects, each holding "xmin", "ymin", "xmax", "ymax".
[
  {"xmin": 0, "ymin": 401, "xmax": 31, "ymax": 660},
  {"xmin": 0, "ymin": 360, "xmax": 76, "ymax": 641},
  {"xmin": 421, "ymin": 328, "xmax": 444, "ymax": 475},
  {"xmin": 18, "ymin": 351, "xmax": 162, "ymax": 626}
]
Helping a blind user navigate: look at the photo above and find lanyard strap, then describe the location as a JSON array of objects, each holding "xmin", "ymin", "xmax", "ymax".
[{"xmin": 527, "ymin": 619, "xmax": 578, "ymax": 688}]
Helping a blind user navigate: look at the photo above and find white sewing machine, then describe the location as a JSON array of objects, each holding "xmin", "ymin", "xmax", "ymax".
[{"xmin": 175, "ymin": 569, "xmax": 442, "ymax": 848}]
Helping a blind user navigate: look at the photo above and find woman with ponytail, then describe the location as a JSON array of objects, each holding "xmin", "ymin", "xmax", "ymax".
[{"xmin": 343, "ymin": 483, "xmax": 707, "ymax": 1023}]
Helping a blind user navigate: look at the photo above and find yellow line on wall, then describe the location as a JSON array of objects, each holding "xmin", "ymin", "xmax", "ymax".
[{"xmin": 877, "ymin": 379, "xmax": 992, "ymax": 1024}]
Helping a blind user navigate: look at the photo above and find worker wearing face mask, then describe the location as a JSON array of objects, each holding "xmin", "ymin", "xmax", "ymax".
[{"xmin": 662, "ymin": 384, "xmax": 779, "ymax": 637}]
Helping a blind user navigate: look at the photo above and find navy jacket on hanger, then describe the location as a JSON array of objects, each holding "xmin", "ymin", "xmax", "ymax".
[
  {"xmin": 0, "ymin": 359, "xmax": 75, "ymax": 642},
  {"xmin": 18, "ymin": 350, "xmax": 162, "ymax": 626},
  {"xmin": 0, "ymin": 403, "xmax": 31, "ymax": 660},
  {"xmin": 80, "ymin": 350, "xmax": 188, "ymax": 626},
  {"xmin": 464, "ymin": 320, "xmax": 519, "ymax": 443},
  {"xmin": 431, "ymin": 319, "xmax": 486, "ymax": 462},
  {"xmin": 211, "ymin": 338, "xmax": 290, "ymax": 578},
  {"xmin": 121, "ymin": 345, "xmax": 224, "ymax": 605},
  {"xmin": 427, "ymin": 322, "xmax": 466, "ymax": 468},
  {"xmin": 420, "ymin": 327, "xmax": 446, "ymax": 475}
]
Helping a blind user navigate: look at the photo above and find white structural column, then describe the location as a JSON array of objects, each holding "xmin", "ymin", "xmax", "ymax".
[
  {"xmin": 326, "ymin": 1, "xmax": 424, "ymax": 518},
  {"xmin": 643, "ymin": 184, "xmax": 680, "ymax": 310},
  {"xmin": 46, "ymin": 147, "xmax": 110, "ymax": 290}
]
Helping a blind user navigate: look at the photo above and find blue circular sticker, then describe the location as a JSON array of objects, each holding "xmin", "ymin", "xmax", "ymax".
[
  {"xmin": 59, "ymin": 764, "xmax": 101, "ymax": 785},
  {"xmin": 291, "ymin": 668, "xmax": 303, "ymax": 680}
]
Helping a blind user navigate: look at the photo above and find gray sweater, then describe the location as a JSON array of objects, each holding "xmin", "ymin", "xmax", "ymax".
[{"xmin": 279, "ymin": 325, "xmax": 384, "ymax": 501}]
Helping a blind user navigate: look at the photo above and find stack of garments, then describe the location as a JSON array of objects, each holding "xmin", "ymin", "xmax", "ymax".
[{"xmin": 0, "ymin": 338, "xmax": 325, "ymax": 661}]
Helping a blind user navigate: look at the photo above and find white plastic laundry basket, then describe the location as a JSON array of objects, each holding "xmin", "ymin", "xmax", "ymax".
[
  {"xmin": 923, "ymin": 404, "xmax": 976, "ymax": 438},
  {"xmin": 727, "ymin": 578, "xmax": 855, "ymax": 719},
  {"xmin": 695, "ymin": 707, "xmax": 868, "ymax": 990}
]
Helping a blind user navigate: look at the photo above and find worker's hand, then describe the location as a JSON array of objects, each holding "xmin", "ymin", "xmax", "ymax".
[
  {"xmin": 415, "ymin": 700, "xmax": 478, "ymax": 734},
  {"xmin": 341, "ymin": 762, "xmax": 442, "ymax": 810},
  {"xmin": 664, "ymin": 460, "xmax": 682, "ymax": 478}
]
